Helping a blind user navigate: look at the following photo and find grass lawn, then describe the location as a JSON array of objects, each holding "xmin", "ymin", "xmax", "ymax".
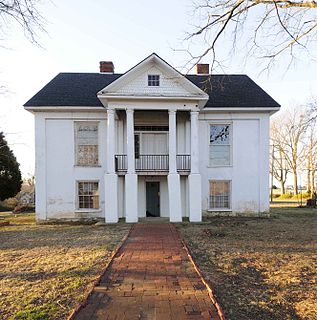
[
  {"xmin": 178, "ymin": 207, "xmax": 317, "ymax": 320},
  {"xmin": 0, "ymin": 214, "xmax": 130, "ymax": 320}
]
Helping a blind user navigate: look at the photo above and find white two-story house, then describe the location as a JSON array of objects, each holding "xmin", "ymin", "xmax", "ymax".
[{"xmin": 24, "ymin": 53, "xmax": 280, "ymax": 222}]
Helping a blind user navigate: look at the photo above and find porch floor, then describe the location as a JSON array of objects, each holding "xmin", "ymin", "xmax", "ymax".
[{"xmin": 73, "ymin": 224, "xmax": 221, "ymax": 320}]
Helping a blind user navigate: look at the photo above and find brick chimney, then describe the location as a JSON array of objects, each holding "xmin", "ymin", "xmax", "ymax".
[
  {"xmin": 100, "ymin": 61, "xmax": 114, "ymax": 73},
  {"xmin": 195, "ymin": 64, "xmax": 209, "ymax": 75}
]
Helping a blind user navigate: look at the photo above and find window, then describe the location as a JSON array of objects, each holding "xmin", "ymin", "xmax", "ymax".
[
  {"xmin": 135, "ymin": 133, "xmax": 140, "ymax": 159},
  {"xmin": 75, "ymin": 122, "xmax": 99, "ymax": 166},
  {"xmin": 209, "ymin": 124, "xmax": 231, "ymax": 166},
  {"xmin": 148, "ymin": 74, "xmax": 160, "ymax": 86},
  {"xmin": 209, "ymin": 180, "xmax": 231, "ymax": 210},
  {"xmin": 78, "ymin": 181, "xmax": 99, "ymax": 209}
]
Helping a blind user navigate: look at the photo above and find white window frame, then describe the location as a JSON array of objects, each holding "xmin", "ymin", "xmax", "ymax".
[
  {"xmin": 209, "ymin": 123, "xmax": 232, "ymax": 167},
  {"xmin": 76, "ymin": 180, "xmax": 100, "ymax": 211},
  {"xmin": 74, "ymin": 121, "xmax": 100, "ymax": 167},
  {"xmin": 209, "ymin": 180, "xmax": 232, "ymax": 211},
  {"xmin": 148, "ymin": 74, "xmax": 160, "ymax": 86}
]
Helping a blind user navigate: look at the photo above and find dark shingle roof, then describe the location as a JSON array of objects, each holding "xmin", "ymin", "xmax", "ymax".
[
  {"xmin": 187, "ymin": 75, "xmax": 280, "ymax": 108},
  {"xmin": 24, "ymin": 73, "xmax": 280, "ymax": 108}
]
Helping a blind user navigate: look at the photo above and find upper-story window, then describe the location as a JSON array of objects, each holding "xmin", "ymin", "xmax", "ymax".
[
  {"xmin": 75, "ymin": 122, "xmax": 99, "ymax": 166},
  {"xmin": 148, "ymin": 74, "xmax": 160, "ymax": 86},
  {"xmin": 209, "ymin": 124, "xmax": 231, "ymax": 166}
]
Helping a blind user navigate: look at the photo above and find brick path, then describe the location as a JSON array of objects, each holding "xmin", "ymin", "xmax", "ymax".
[{"xmin": 74, "ymin": 224, "xmax": 221, "ymax": 320}]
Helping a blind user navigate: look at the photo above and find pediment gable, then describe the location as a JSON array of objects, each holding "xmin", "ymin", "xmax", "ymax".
[{"xmin": 97, "ymin": 53, "xmax": 209, "ymax": 100}]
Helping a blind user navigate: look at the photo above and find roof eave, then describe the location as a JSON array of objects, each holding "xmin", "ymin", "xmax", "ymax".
[
  {"xmin": 24, "ymin": 106, "xmax": 105, "ymax": 112},
  {"xmin": 202, "ymin": 106, "xmax": 280, "ymax": 113},
  {"xmin": 98, "ymin": 94, "xmax": 209, "ymax": 109}
]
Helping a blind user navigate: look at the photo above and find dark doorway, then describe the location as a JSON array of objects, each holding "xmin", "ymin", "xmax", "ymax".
[{"xmin": 146, "ymin": 182, "xmax": 160, "ymax": 217}]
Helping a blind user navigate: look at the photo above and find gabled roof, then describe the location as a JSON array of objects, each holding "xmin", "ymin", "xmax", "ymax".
[
  {"xmin": 98, "ymin": 53, "xmax": 209, "ymax": 101},
  {"xmin": 24, "ymin": 73, "xmax": 280, "ymax": 109}
]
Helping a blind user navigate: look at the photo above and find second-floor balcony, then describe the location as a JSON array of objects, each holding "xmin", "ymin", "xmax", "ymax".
[{"xmin": 115, "ymin": 154, "xmax": 190, "ymax": 174}]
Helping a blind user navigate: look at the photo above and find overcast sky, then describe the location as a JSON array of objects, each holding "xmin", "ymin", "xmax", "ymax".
[{"xmin": 1, "ymin": 0, "xmax": 317, "ymax": 177}]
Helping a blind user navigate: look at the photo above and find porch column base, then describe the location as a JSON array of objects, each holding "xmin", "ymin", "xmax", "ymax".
[
  {"xmin": 105, "ymin": 173, "xmax": 118, "ymax": 223},
  {"xmin": 125, "ymin": 173, "xmax": 138, "ymax": 223},
  {"xmin": 168, "ymin": 173, "xmax": 182, "ymax": 222},
  {"xmin": 188, "ymin": 174, "xmax": 202, "ymax": 222}
]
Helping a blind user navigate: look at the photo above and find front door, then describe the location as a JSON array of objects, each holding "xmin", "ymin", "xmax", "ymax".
[{"xmin": 146, "ymin": 182, "xmax": 160, "ymax": 217}]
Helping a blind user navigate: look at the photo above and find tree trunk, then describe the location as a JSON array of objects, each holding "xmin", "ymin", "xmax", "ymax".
[
  {"xmin": 312, "ymin": 168, "xmax": 316, "ymax": 194},
  {"xmin": 281, "ymin": 181, "xmax": 286, "ymax": 194},
  {"xmin": 307, "ymin": 144, "xmax": 312, "ymax": 193},
  {"xmin": 294, "ymin": 171, "xmax": 298, "ymax": 195},
  {"xmin": 307, "ymin": 168, "xmax": 311, "ymax": 193}
]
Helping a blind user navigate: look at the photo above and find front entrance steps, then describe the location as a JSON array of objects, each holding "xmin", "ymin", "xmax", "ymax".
[{"xmin": 138, "ymin": 217, "xmax": 170, "ymax": 224}]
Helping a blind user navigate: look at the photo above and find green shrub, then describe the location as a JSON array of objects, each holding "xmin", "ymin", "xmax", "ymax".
[
  {"xmin": 278, "ymin": 193, "xmax": 292, "ymax": 199},
  {"xmin": 301, "ymin": 192, "xmax": 312, "ymax": 199},
  {"xmin": 291, "ymin": 192, "xmax": 312, "ymax": 200},
  {"xmin": 2, "ymin": 197, "xmax": 18, "ymax": 209},
  {"xmin": 0, "ymin": 201, "xmax": 10, "ymax": 211}
]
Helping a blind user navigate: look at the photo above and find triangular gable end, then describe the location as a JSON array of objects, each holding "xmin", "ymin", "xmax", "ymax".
[{"xmin": 97, "ymin": 53, "xmax": 209, "ymax": 105}]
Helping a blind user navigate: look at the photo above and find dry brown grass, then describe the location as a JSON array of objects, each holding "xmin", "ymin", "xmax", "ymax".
[
  {"xmin": 178, "ymin": 207, "xmax": 317, "ymax": 320},
  {"xmin": 0, "ymin": 214, "xmax": 130, "ymax": 320}
]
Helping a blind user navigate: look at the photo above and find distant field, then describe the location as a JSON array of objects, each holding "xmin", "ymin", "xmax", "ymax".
[
  {"xmin": 0, "ymin": 214, "xmax": 130, "ymax": 319},
  {"xmin": 179, "ymin": 207, "xmax": 317, "ymax": 320}
]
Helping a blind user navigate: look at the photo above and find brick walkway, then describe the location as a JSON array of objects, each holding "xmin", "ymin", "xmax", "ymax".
[{"xmin": 73, "ymin": 224, "xmax": 221, "ymax": 320}]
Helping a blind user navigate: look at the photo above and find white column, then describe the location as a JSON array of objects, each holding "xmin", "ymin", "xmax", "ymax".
[
  {"xmin": 126, "ymin": 109, "xmax": 135, "ymax": 174},
  {"xmin": 188, "ymin": 111, "xmax": 202, "ymax": 222},
  {"xmin": 189, "ymin": 110, "xmax": 202, "ymax": 222},
  {"xmin": 106, "ymin": 109, "xmax": 116, "ymax": 174},
  {"xmin": 105, "ymin": 108, "xmax": 118, "ymax": 223},
  {"xmin": 125, "ymin": 109, "xmax": 138, "ymax": 223},
  {"xmin": 190, "ymin": 111, "xmax": 199, "ymax": 174},
  {"xmin": 169, "ymin": 110, "xmax": 177, "ymax": 173},
  {"xmin": 168, "ymin": 110, "xmax": 182, "ymax": 222}
]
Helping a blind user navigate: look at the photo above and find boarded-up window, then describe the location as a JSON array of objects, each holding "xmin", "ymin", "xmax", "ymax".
[
  {"xmin": 78, "ymin": 181, "xmax": 99, "ymax": 209},
  {"xmin": 75, "ymin": 122, "xmax": 99, "ymax": 166},
  {"xmin": 209, "ymin": 124, "xmax": 231, "ymax": 166},
  {"xmin": 209, "ymin": 180, "xmax": 231, "ymax": 209}
]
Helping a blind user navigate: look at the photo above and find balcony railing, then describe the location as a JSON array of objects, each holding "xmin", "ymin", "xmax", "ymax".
[
  {"xmin": 177, "ymin": 154, "xmax": 191, "ymax": 171},
  {"xmin": 115, "ymin": 154, "xmax": 127, "ymax": 172},
  {"xmin": 136, "ymin": 155, "xmax": 169, "ymax": 171},
  {"xmin": 115, "ymin": 154, "xmax": 191, "ymax": 173}
]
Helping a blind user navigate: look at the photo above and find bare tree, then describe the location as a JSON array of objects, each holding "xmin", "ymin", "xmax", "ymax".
[
  {"xmin": 270, "ymin": 121, "xmax": 290, "ymax": 194},
  {"xmin": 0, "ymin": 1, "xmax": 46, "ymax": 93},
  {"xmin": 271, "ymin": 108, "xmax": 309, "ymax": 195},
  {"xmin": 0, "ymin": 0, "xmax": 46, "ymax": 45},
  {"xmin": 306, "ymin": 123, "xmax": 313, "ymax": 192},
  {"xmin": 184, "ymin": 1, "xmax": 317, "ymax": 71},
  {"xmin": 303, "ymin": 117, "xmax": 317, "ymax": 193},
  {"xmin": 311, "ymin": 138, "xmax": 317, "ymax": 193}
]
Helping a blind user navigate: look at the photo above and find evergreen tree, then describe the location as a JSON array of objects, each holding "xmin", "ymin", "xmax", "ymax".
[{"xmin": 0, "ymin": 132, "xmax": 22, "ymax": 201}]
